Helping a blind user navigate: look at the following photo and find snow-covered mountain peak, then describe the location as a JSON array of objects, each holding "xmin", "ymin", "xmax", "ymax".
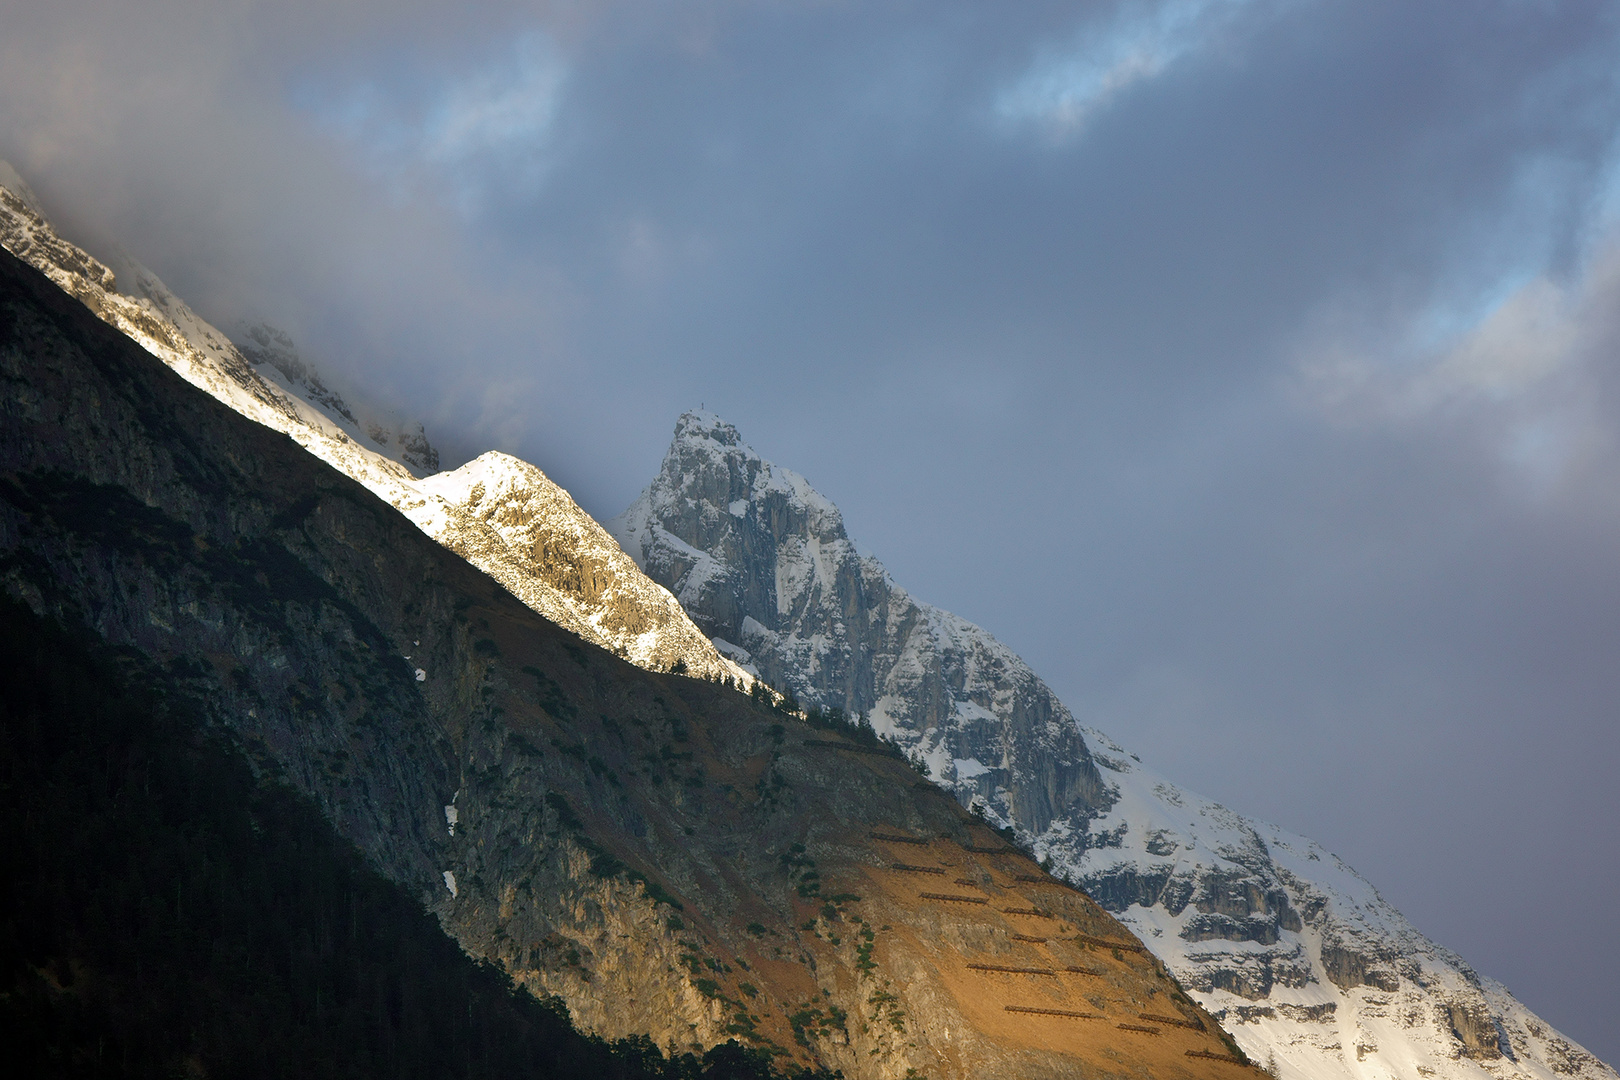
[
  {"xmin": 407, "ymin": 450, "xmax": 753, "ymax": 683},
  {"xmin": 613, "ymin": 412, "xmax": 1112, "ymax": 838},
  {"xmin": 0, "ymin": 165, "xmax": 744, "ymax": 691},
  {"xmin": 673, "ymin": 408, "xmax": 745, "ymax": 448},
  {"xmin": 651, "ymin": 409, "xmax": 849, "ymax": 542},
  {"xmin": 616, "ymin": 410, "xmax": 1617, "ymax": 1080},
  {"xmin": 425, "ymin": 449, "xmax": 540, "ymax": 491}
]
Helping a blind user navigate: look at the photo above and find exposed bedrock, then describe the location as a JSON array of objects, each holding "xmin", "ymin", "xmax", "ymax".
[{"xmin": 611, "ymin": 412, "xmax": 1109, "ymax": 836}]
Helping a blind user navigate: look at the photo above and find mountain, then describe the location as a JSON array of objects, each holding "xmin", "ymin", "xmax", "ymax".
[
  {"xmin": 1, "ymin": 190, "xmax": 1253, "ymax": 1076},
  {"xmin": 611, "ymin": 411, "xmax": 1616, "ymax": 1080},
  {"xmin": 8, "ymin": 154, "xmax": 1604, "ymax": 1080},
  {"xmin": 0, "ymin": 169, "xmax": 743, "ymax": 684},
  {"xmin": 611, "ymin": 411, "xmax": 1110, "ymax": 839}
]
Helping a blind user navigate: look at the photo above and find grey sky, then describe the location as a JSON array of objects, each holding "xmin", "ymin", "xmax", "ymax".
[{"xmin": 3, "ymin": 0, "xmax": 1618, "ymax": 1058}]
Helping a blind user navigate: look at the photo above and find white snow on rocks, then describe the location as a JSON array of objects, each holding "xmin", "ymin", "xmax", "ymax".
[
  {"xmin": 413, "ymin": 452, "xmax": 751, "ymax": 680},
  {"xmin": 1047, "ymin": 732, "xmax": 1614, "ymax": 1080},
  {"xmin": 229, "ymin": 319, "xmax": 440, "ymax": 475},
  {"xmin": 611, "ymin": 411, "xmax": 1101, "ymax": 841}
]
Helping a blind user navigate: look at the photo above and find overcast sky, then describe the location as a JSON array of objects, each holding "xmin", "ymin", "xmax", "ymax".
[{"xmin": 4, "ymin": 0, "xmax": 1618, "ymax": 1059}]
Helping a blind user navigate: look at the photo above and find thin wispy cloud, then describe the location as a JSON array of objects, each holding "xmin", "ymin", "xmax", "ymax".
[
  {"xmin": 420, "ymin": 36, "xmax": 566, "ymax": 166},
  {"xmin": 302, "ymin": 32, "xmax": 567, "ymax": 208},
  {"xmin": 995, "ymin": 0, "xmax": 1266, "ymax": 137},
  {"xmin": 1297, "ymin": 219, "xmax": 1620, "ymax": 498}
]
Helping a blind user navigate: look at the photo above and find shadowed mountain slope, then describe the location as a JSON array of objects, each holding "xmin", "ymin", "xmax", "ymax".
[{"xmin": 0, "ymin": 596, "xmax": 801, "ymax": 1080}]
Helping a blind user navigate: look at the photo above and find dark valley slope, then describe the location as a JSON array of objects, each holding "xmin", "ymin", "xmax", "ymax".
[
  {"xmin": 0, "ymin": 247, "xmax": 1251, "ymax": 1079},
  {"xmin": 0, "ymin": 596, "xmax": 794, "ymax": 1080}
]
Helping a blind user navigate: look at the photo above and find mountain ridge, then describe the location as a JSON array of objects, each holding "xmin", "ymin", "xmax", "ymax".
[
  {"xmin": 0, "ymin": 169, "xmax": 747, "ymax": 686},
  {"xmin": 0, "ymin": 199, "xmax": 1249, "ymax": 1079}
]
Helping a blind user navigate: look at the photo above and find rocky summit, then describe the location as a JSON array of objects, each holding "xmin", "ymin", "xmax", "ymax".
[
  {"xmin": 612, "ymin": 411, "xmax": 1616, "ymax": 1080},
  {"xmin": 610, "ymin": 410, "xmax": 1110, "ymax": 839}
]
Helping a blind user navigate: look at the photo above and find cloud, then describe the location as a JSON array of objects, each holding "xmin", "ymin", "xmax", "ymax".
[
  {"xmin": 1433, "ymin": 277, "xmax": 1581, "ymax": 399},
  {"xmin": 995, "ymin": 0, "xmax": 1269, "ymax": 137},
  {"xmin": 1296, "ymin": 210, "xmax": 1620, "ymax": 499},
  {"xmin": 301, "ymin": 31, "xmax": 568, "ymax": 208},
  {"xmin": 425, "ymin": 37, "xmax": 565, "ymax": 164}
]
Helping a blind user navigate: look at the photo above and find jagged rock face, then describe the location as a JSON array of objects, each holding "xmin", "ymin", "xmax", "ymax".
[
  {"xmin": 1053, "ymin": 736, "xmax": 1596, "ymax": 1077},
  {"xmin": 611, "ymin": 411, "xmax": 1109, "ymax": 836},
  {"xmin": 0, "ymin": 246, "xmax": 1252, "ymax": 1080},
  {"xmin": 0, "ymin": 170, "xmax": 738, "ymax": 687},
  {"xmin": 614, "ymin": 412, "xmax": 1617, "ymax": 1080}
]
